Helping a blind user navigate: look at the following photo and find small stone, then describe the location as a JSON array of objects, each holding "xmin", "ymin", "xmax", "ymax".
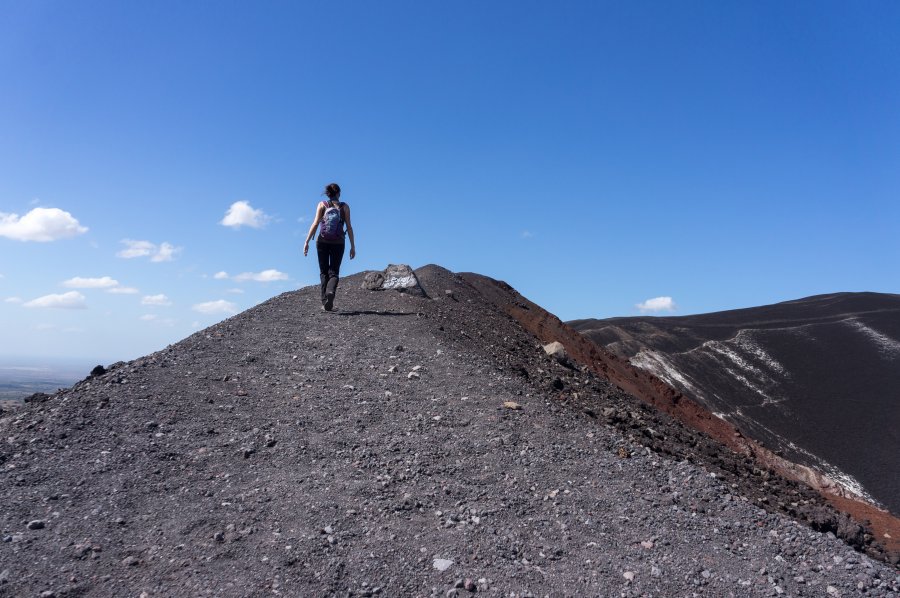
[
  {"xmin": 407, "ymin": 372, "xmax": 420, "ymax": 380},
  {"xmin": 503, "ymin": 401, "xmax": 521, "ymax": 410},
  {"xmin": 651, "ymin": 566, "xmax": 661, "ymax": 577},
  {"xmin": 641, "ymin": 540, "xmax": 654, "ymax": 549},
  {"xmin": 384, "ymin": 391, "xmax": 393, "ymax": 398},
  {"xmin": 433, "ymin": 558, "xmax": 453, "ymax": 572},
  {"xmin": 453, "ymin": 579, "xmax": 464, "ymax": 588},
  {"xmin": 214, "ymin": 531, "xmax": 225, "ymax": 542},
  {"xmin": 0, "ymin": 569, "xmax": 9, "ymax": 583},
  {"xmin": 542, "ymin": 341, "xmax": 569, "ymax": 364},
  {"xmin": 623, "ymin": 571, "xmax": 635, "ymax": 581},
  {"xmin": 464, "ymin": 578, "xmax": 477, "ymax": 592},
  {"xmin": 27, "ymin": 520, "xmax": 45, "ymax": 530},
  {"xmin": 701, "ymin": 570, "xmax": 711, "ymax": 579},
  {"xmin": 39, "ymin": 592, "xmax": 56, "ymax": 598},
  {"xmin": 122, "ymin": 556, "xmax": 140, "ymax": 567},
  {"xmin": 342, "ymin": 384, "xmax": 355, "ymax": 391},
  {"xmin": 826, "ymin": 586, "xmax": 841, "ymax": 597},
  {"xmin": 388, "ymin": 366, "xmax": 398, "ymax": 373}
]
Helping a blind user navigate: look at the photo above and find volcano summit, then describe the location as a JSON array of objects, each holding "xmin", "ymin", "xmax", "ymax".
[{"xmin": 1, "ymin": 267, "xmax": 898, "ymax": 597}]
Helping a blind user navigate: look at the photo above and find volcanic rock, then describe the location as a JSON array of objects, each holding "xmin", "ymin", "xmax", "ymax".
[{"xmin": 0, "ymin": 266, "xmax": 897, "ymax": 596}]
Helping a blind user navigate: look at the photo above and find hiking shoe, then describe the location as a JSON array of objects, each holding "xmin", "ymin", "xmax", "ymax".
[{"xmin": 324, "ymin": 293, "xmax": 335, "ymax": 311}]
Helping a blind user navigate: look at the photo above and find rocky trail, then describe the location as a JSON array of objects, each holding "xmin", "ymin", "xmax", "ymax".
[{"xmin": 1, "ymin": 265, "xmax": 898, "ymax": 597}]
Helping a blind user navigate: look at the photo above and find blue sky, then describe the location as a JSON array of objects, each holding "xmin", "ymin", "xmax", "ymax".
[{"xmin": 1, "ymin": 1, "xmax": 898, "ymax": 363}]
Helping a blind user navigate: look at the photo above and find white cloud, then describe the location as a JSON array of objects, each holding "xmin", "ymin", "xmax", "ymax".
[
  {"xmin": 191, "ymin": 321, "xmax": 201, "ymax": 328},
  {"xmin": 213, "ymin": 271, "xmax": 229, "ymax": 280},
  {"xmin": 520, "ymin": 230, "xmax": 534, "ymax": 239},
  {"xmin": 24, "ymin": 291, "xmax": 87, "ymax": 309},
  {"xmin": 232, "ymin": 269, "xmax": 289, "ymax": 282},
  {"xmin": 0, "ymin": 207, "xmax": 88, "ymax": 242},
  {"xmin": 117, "ymin": 239, "xmax": 181, "ymax": 262},
  {"xmin": 192, "ymin": 299, "xmax": 238, "ymax": 315},
  {"xmin": 636, "ymin": 296, "xmax": 676, "ymax": 313},
  {"xmin": 107, "ymin": 286, "xmax": 139, "ymax": 294},
  {"xmin": 226, "ymin": 288, "xmax": 245, "ymax": 294},
  {"xmin": 139, "ymin": 314, "xmax": 157, "ymax": 321},
  {"xmin": 220, "ymin": 201, "xmax": 270, "ymax": 229},
  {"xmin": 117, "ymin": 239, "xmax": 155, "ymax": 258},
  {"xmin": 141, "ymin": 294, "xmax": 172, "ymax": 306},
  {"xmin": 4, "ymin": 296, "xmax": 23, "ymax": 304},
  {"xmin": 152, "ymin": 242, "xmax": 179, "ymax": 262},
  {"xmin": 36, "ymin": 323, "xmax": 55, "ymax": 330},
  {"xmin": 61, "ymin": 276, "xmax": 119, "ymax": 289}
]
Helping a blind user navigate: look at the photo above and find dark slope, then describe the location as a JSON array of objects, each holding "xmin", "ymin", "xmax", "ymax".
[
  {"xmin": 569, "ymin": 292, "xmax": 900, "ymax": 518},
  {"xmin": 1, "ymin": 268, "xmax": 898, "ymax": 597}
]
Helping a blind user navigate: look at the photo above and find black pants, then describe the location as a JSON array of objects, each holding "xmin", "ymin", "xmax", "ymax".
[{"xmin": 316, "ymin": 239, "xmax": 345, "ymax": 304}]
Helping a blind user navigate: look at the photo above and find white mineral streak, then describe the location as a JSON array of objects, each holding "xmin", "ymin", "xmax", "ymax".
[
  {"xmin": 733, "ymin": 330, "xmax": 788, "ymax": 375},
  {"xmin": 844, "ymin": 318, "xmax": 900, "ymax": 359},
  {"xmin": 630, "ymin": 349, "xmax": 703, "ymax": 398}
]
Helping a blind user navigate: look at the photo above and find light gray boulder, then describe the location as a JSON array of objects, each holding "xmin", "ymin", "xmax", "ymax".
[{"xmin": 362, "ymin": 264, "xmax": 428, "ymax": 297}]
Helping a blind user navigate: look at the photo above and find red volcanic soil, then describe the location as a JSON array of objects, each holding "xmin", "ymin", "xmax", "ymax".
[{"xmin": 460, "ymin": 273, "xmax": 900, "ymax": 561}]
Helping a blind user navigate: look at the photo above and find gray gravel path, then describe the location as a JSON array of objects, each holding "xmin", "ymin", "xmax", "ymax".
[{"xmin": 1, "ymin": 265, "xmax": 897, "ymax": 597}]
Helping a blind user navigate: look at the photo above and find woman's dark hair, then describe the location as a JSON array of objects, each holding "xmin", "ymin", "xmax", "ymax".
[{"xmin": 324, "ymin": 183, "xmax": 341, "ymax": 201}]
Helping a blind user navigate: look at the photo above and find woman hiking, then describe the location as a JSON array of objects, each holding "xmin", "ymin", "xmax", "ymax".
[{"xmin": 303, "ymin": 183, "xmax": 356, "ymax": 311}]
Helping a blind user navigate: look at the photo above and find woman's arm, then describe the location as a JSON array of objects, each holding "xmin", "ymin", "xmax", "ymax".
[
  {"xmin": 303, "ymin": 204, "xmax": 326, "ymax": 256},
  {"xmin": 343, "ymin": 204, "xmax": 356, "ymax": 259}
]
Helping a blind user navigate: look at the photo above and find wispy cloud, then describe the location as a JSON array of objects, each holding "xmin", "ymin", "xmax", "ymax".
[
  {"xmin": 520, "ymin": 230, "xmax": 534, "ymax": 239},
  {"xmin": 107, "ymin": 286, "xmax": 139, "ymax": 294},
  {"xmin": 152, "ymin": 242, "xmax": 178, "ymax": 262},
  {"xmin": 193, "ymin": 299, "xmax": 238, "ymax": 315},
  {"xmin": 139, "ymin": 314, "xmax": 157, "ymax": 321},
  {"xmin": 636, "ymin": 296, "xmax": 676, "ymax": 313},
  {"xmin": 220, "ymin": 201, "xmax": 270, "ymax": 229},
  {"xmin": 141, "ymin": 294, "xmax": 172, "ymax": 306},
  {"xmin": 226, "ymin": 288, "xmax": 245, "ymax": 294},
  {"xmin": 4, "ymin": 296, "xmax": 23, "ymax": 304},
  {"xmin": 0, "ymin": 207, "xmax": 88, "ymax": 242},
  {"xmin": 61, "ymin": 276, "xmax": 118, "ymax": 289},
  {"xmin": 232, "ymin": 269, "xmax": 289, "ymax": 282},
  {"xmin": 24, "ymin": 291, "xmax": 87, "ymax": 309},
  {"xmin": 117, "ymin": 239, "xmax": 181, "ymax": 262},
  {"xmin": 213, "ymin": 271, "xmax": 229, "ymax": 280}
]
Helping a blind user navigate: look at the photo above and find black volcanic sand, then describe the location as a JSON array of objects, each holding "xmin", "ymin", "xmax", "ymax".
[
  {"xmin": 1, "ymin": 268, "xmax": 898, "ymax": 597},
  {"xmin": 569, "ymin": 292, "xmax": 900, "ymax": 516}
]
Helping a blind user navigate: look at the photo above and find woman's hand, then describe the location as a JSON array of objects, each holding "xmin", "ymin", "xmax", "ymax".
[
  {"xmin": 349, "ymin": 246, "xmax": 356, "ymax": 259},
  {"xmin": 303, "ymin": 241, "xmax": 309, "ymax": 256}
]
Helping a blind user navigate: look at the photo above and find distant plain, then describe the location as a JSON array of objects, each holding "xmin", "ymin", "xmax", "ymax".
[{"xmin": 0, "ymin": 359, "xmax": 96, "ymax": 403}]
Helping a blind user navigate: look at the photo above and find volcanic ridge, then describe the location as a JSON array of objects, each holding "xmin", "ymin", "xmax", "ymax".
[
  {"xmin": 1, "ymin": 266, "xmax": 898, "ymax": 597},
  {"xmin": 569, "ymin": 293, "xmax": 900, "ymax": 518}
]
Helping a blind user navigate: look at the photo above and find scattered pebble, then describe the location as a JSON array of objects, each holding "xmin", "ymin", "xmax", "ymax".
[{"xmin": 433, "ymin": 558, "xmax": 453, "ymax": 572}]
